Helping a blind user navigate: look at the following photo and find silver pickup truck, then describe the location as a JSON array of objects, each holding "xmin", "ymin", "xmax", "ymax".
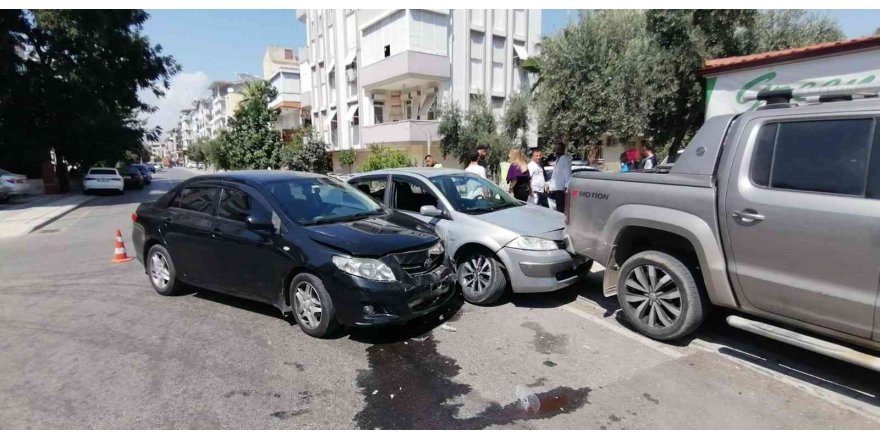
[{"xmin": 566, "ymin": 86, "xmax": 880, "ymax": 371}]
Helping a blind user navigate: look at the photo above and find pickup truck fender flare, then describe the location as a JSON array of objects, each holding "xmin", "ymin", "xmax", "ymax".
[{"xmin": 602, "ymin": 204, "xmax": 738, "ymax": 309}]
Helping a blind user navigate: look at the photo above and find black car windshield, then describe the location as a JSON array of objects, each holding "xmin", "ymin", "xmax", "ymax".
[
  {"xmin": 266, "ymin": 176, "xmax": 385, "ymax": 225},
  {"xmin": 429, "ymin": 174, "xmax": 520, "ymax": 214}
]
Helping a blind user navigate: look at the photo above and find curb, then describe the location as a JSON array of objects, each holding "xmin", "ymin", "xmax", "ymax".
[{"xmin": 26, "ymin": 195, "xmax": 96, "ymax": 235}]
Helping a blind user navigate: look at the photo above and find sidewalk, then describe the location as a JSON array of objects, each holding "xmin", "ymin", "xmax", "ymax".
[{"xmin": 0, "ymin": 194, "xmax": 94, "ymax": 239}]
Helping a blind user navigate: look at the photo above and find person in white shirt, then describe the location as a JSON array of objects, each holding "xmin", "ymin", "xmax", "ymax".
[
  {"xmin": 547, "ymin": 141, "xmax": 572, "ymax": 213},
  {"xmin": 527, "ymin": 149, "xmax": 548, "ymax": 207},
  {"xmin": 464, "ymin": 151, "xmax": 486, "ymax": 179}
]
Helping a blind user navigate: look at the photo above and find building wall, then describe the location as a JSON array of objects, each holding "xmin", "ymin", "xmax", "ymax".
[{"xmin": 298, "ymin": 9, "xmax": 541, "ymax": 173}]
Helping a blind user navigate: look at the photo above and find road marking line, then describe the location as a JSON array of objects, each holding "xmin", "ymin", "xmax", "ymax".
[{"xmin": 561, "ymin": 303, "xmax": 686, "ymax": 359}]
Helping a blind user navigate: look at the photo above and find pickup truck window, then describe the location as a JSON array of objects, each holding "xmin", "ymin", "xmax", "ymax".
[{"xmin": 750, "ymin": 119, "xmax": 874, "ymax": 196}]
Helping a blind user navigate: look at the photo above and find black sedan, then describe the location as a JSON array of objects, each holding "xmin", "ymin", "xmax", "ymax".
[
  {"xmin": 131, "ymin": 164, "xmax": 152, "ymax": 185},
  {"xmin": 119, "ymin": 166, "xmax": 145, "ymax": 189},
  {"xmin": 131, "ymin": 171, "xmax": 456, "ymax": 338}
]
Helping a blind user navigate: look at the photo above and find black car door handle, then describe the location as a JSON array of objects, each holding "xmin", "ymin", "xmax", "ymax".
[{"xmin": 732, "ymin": 210, "xmax": 765, "ymax": 224}]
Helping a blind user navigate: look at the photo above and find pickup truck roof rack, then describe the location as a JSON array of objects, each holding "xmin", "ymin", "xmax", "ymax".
[{"xmin": 743, "ymin": 84, "xmax": 880, "ymax": 106}]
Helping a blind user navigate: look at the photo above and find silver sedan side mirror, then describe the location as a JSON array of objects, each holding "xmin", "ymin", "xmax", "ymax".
[{"xmin": 419, "ymin": 205, "xmax": 443, "ymax": 217}]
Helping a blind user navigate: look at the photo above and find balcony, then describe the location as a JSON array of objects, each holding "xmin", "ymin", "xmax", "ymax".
[
  {"xmin": 269, "ymin": 92, "xmax": 302, "ymax": 110},
  {"xmin": 361, "ymin": 120, "xmax": 439, "ymax": 145},
  {"xmin": 360, "ymin": 50, "xmax": 450, "ymax": 90}
]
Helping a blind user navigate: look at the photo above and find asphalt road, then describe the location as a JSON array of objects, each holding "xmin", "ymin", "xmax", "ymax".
[{"xmin": 1, "ymin": 166, "xmax": 878, "ymax": 429}]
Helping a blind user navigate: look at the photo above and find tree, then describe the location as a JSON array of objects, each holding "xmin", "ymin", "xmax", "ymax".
[
  {"xmin": 359, "ymin": 145, "xmax": 412, "ymax": 172},
  {"xmin": 279, "ymin": 128, "xmax": 331, "ymax": 174},
  {"xmin": 501, "ymin": 90, "xmax": 530, "ymax": 149},
  {"xmin": 188, "ymin": 140, "xmax": 208, "ymax": 164},
  {"xmin": 437, "ymin": 99, "xmax": 465, "ymax": 165},
  {"xmin": 219, "ymin": 80, "xmax": 282, "ymax": 170},
  {"xmin": 0, "ymin": 10, "xmax": 179, "ymax": 178},
  {"xmin": 338, "ymin": 148, "xmax": 356, "ymax": 174},
  {"xmin": 534, "ymin": 9, "xmax": 847, "ymax": 157},
  {"xmin": 751, "ymin": 10, "xmax": 844, "ymax": 53}
]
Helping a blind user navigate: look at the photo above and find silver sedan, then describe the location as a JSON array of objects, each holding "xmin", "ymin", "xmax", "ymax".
[{"xmin": 349, "ymin": 168, "xmax": 592, "ymax": 304}]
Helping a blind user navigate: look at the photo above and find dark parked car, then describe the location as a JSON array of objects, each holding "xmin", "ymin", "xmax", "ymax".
[
  {"xmin": 119, "ymin": 166, "xmax": 145, "ymax": 189},
  {"xmin": 131, "ymin": 164, "xmax": 152, "ymax": 185},
  {"xmin": 131, "ymin": 171, "xmax": 456, "ymax": 338}
]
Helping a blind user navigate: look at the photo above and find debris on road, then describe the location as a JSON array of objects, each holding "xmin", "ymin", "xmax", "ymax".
[
  {"xmin": 439, "ymin": 323, "xmax": 458, "ymax": 332},
  {"xmin": 515, "ymin": 385, "xmax": 540, "ymax": 413}
]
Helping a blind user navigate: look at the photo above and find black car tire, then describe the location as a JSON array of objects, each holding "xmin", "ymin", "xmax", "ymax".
[
  {"xmin": 290, "ymin": 273, "xmax": 340, "ymax": 338},
  {"xmin": 146, "ymin": 244, "xmax": 184, "ymax": 296},
  {"xmin": 616, "ymin": 250, "xmax": 708, "ymax": 341},
  {"xmin": 457, "ymin": 251, "xmax": 507, "ymax": 305}
]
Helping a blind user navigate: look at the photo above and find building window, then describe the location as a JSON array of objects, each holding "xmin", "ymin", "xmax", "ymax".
[
  {"xmin": 384, "ymin": 45, "xmax": 391, "ymax": 58},
  {"xmin": 284, "ymin": 49, "xmax": 294, "ymax": 60},
  {"xmin": 514, "ymin": 10, "xmax": 526, "ymax": 38},
  {"xmin": 470, "ymin": 31, "xmax": 484, "ymax": 92},
  {"xmin": 373, "ymin": 102, "xmax": 384, "ymax": 124},
  {"xmin": 493, "ymin": 9, "xmax": 506, "ymax": 32},
  {"xmin": 471, "ymin": 9, "xmax": 484, "ymax": 27},
  {"xmin": 410, "ymin": 10, "xmax": 448, "ymax": 56},
  {"xmin": 491, "ymin": 36, "xmax": 505, "ymax": 95}
]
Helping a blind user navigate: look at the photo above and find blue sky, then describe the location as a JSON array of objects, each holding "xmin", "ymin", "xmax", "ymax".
[{"xmin": 140, "ymin": 9, "xmax": 880, "ymax": 132}]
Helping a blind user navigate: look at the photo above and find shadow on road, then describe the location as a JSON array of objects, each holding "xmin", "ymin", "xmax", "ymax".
[{"xmin": 188, "ymin": 285, "xmax": 466, "ymax": 345}]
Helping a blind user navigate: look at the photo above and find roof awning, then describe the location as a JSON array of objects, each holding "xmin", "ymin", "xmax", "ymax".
[
  {"xmin": 513, "ymin": 44, "xmax": 529, "ymax": 60},
  {"xmin": 345, "ymin": 104, "xmax": 359, "ymax": 122},
  {"xmin": 326, "ymin": 109, "xmax": 337, "ymax": 125},
  {"xmin": 344, "ymin": 50, "xmax": 357, "ymax": 67}
]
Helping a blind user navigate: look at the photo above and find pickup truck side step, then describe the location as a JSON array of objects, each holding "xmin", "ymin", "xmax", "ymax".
[{"xmin": 726, "ymin": 315, "xmax": 880, "ymax": 373}]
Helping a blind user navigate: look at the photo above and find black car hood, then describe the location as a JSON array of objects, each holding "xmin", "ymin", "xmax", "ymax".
[{"xmin": 305, "ymin": 210, "xmax": 437, "ymax": 257}]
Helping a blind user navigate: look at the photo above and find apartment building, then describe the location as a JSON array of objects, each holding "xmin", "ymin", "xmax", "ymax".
[
  {"xmin": 209, "ymin": 80, "xmax": 245, "ymax": 135},
  {"xmin": 296, "ymin": 9, "xmax": 541, "ymax": 172},
  {"xmin": 263, "ymin": 46, "xmax": 304, "ymax": 141}
]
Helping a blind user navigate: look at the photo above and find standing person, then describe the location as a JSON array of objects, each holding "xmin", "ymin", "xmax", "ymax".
[
  {"xmin": 547, "ymin": 141, "xmax": 572, "ymax": 213},
  {"xmin": 464, "ymin": 151, "xmax": 487, "ymax": 179},
  {"xmin": 424, "ymin": 155, "xmax": 442, "ymax": 168},
  {"xmin": 506, "ymin": 148, "xmax": 530, "ymax": 202},
  {"xmin": 640, "ymin": 142, "xmax": 658, "ymax": 170},
  {"xmin": 619, "ymin": 152, "xmax": 630, "ymax": 172},
  {"xmin": 527, "ymin": 149, "xmax": 548, "ymax": 207},
  {"xmin": 626, "ymin": 142, "xmax": 642, "ymax": 170},
  {"xmin": 476, "ymin": 145, "xmax": 488, "ymax": 167}
]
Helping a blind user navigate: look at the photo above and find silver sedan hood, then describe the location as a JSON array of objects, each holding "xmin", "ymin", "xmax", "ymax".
[{"xmin": 473, "ymin": 204, "xmax": 566, "ymax": 238}]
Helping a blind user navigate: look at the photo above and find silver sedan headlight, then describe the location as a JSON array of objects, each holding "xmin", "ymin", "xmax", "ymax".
[
  {"xmin": 506, "ymin": 236, "xmax": 558, "ymax": 251},
  {"xmin": 332, "ymin": 255, "xmax": 396, "ymax": 282}
]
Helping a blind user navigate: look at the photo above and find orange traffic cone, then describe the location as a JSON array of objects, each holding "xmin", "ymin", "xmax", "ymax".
[{"xmin": 111, "ymin": 229, "xmax": 135, "ymax": 263}]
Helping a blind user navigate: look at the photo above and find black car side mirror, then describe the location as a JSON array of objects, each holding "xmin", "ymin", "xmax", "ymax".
[{"xmin": 246, "ymin": 214, "xmax": 276, "ymax": 233}]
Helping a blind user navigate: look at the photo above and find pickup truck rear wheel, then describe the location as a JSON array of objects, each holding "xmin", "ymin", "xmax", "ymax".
[{"xmin": 617, "ymin": 251, "xmax": 707, "ymax": 341}]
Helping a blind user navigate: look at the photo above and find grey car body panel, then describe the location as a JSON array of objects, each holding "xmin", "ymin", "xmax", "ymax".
[
  {"xmin": 568, "ymin": 98, "xmax": 880, "ymax": 350},
  {"xmin": 351, "ymin": 168, "xmax": 578, "ymax": 294}
]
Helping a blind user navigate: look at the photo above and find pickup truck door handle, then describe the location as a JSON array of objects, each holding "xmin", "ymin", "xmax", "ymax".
[{"xmin": 732, "ymin": 210, "xmax": 765, "ymax": 224}]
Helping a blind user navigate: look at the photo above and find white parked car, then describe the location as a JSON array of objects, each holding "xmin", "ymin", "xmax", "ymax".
[
  {"xmin": 0, "ymin": 168, "xmax": 32, "ymax": 199},
  {"xmin": 83, "ymin": 167, "xmax": 124, "ymax": 195}
]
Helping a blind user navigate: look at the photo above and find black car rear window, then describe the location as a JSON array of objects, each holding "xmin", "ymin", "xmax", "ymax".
[{"xmin": 177, "ymin": 187, "xmax": 219, "ymax": 214}]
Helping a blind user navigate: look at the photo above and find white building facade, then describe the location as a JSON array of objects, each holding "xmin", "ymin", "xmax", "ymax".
[{"xmin": 297, "ymin": 9, "xmax": 541, "ymax": 171}]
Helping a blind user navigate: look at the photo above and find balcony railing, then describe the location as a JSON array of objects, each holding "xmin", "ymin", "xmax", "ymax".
[
  {"xmin": 361, "ymin": 120, "xmax": 439, "ymax": 145},
  {"xmin": 360, "ymin": 50, "xmax": 450, "ymax": 89}
]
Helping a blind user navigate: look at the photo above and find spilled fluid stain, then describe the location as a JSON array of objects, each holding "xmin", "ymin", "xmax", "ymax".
[
  {"xmin": 353, "ymin": 335, "xmax": 591, "ymax": 429},
  {"xmin": 643, "ymin": 393, "xmax": 660, "ymax": 404},
  {"xmin": 521, "ymin": 322, "xmax": 569, "ymax": 355},
  {"xmin": 223, "ymin": 390, "xmax": 282, "ymax": 398},
  {"xmin": 271, "ymin": 409, "xmax": 310, "ymax": 420},
  {"xmin": 543, "ymin": 360, "xmax": 557, "ymax": 367}
]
